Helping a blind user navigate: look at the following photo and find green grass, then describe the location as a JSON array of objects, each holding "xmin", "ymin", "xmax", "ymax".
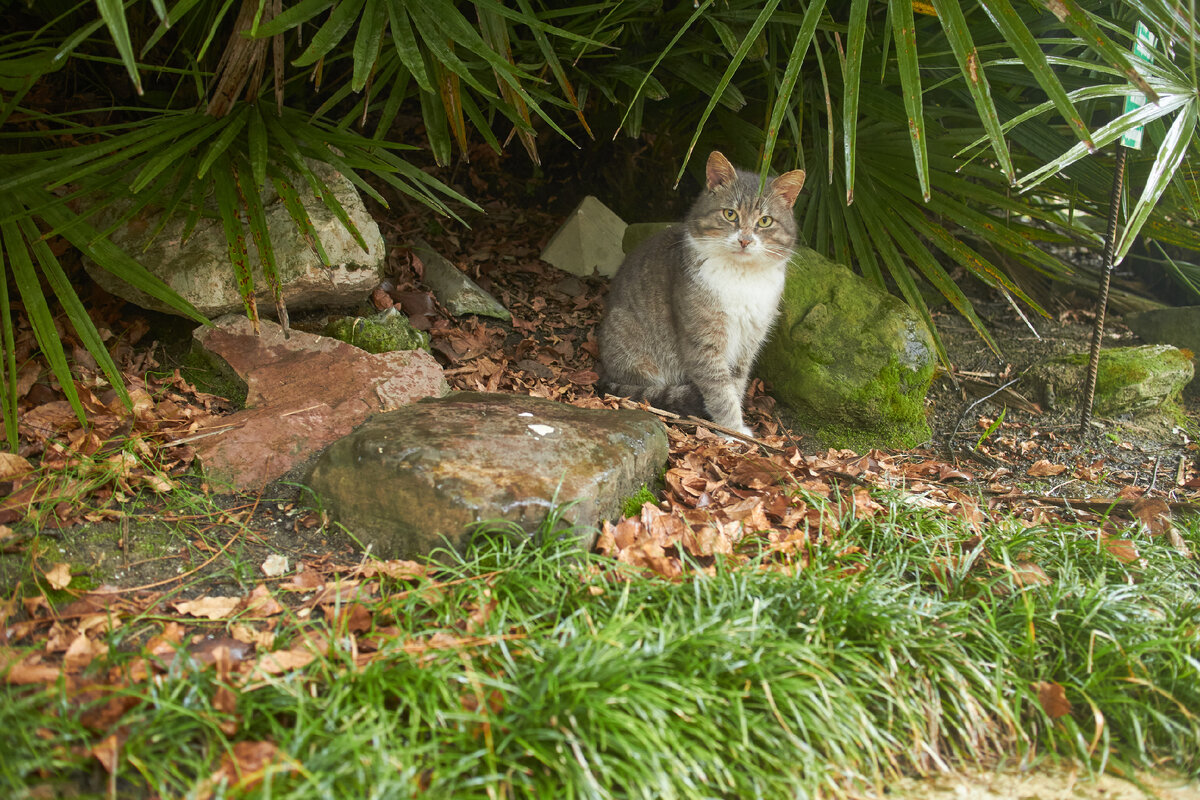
[
  {"xmin": 2, "ymin": 494, "xmax": 1198, "ymax": 798},
  {"xmin": 619, "ymin": 484, "xmax": 658, "ymax": 518}
]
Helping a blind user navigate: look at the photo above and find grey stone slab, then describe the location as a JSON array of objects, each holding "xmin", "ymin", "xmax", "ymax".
[{"xmin": 412, "ymin": 239, "xmax": 510, "ymax": 321}]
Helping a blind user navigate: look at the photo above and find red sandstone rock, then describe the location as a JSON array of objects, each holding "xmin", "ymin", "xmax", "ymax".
[{"xmin": 192, "ymin": 315, "xmax": 447, "ymax": 490}]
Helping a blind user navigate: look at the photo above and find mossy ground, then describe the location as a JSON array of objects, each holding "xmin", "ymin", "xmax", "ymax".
[
  {"xmin": 620, "ymin": 484, "xmax": 658, "ymax": 517},
  {"xmin": 177, "ymin": 342, "xmax": 249, "ymax": 408}
]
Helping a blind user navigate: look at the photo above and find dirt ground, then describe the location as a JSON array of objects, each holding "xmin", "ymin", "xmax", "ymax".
[{"xmin": 882, "ymin": 764, "xmax": 1200, "ymax": 800}]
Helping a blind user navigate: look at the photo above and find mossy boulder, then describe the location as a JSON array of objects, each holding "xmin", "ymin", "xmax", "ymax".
[
  {"xmin": 622, "ymin": 222, "xmax": 675, "ymax": 255},
  {"xmin": 1124, "ymin": 306, "xmax": 1200, "ymax": 395},
  {"xmin": 1024, "ymin": 344, "xmax": 1193, "ymax": 416},
  {"xmin": 757, "ymin": 248, "xmax": 936, "ymax": 450},
  {"xmin": 324, "ymin": 308, "xmax": 430, "ymax": 354}
]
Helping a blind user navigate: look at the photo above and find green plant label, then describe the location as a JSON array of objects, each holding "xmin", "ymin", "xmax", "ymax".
[{"xmin": 1120, "ymin": 21, "xmax": 1157, "ymax": 149}]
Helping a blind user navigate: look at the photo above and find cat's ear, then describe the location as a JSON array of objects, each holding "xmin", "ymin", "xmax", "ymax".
[
  {"xmin": 706, "ymin": 151, "xmax": 738, "ymax": 191},
  {"xmin": 770, "ymin": 170, "xmax": 807, "ymax": 208}
]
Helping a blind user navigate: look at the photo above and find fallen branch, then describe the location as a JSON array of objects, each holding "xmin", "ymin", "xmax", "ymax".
[
  {"xmin": 610, "ymin": 397, "xmax": 784, "ymax": 453},
  {"xmin": 985, "ymin": 492, "xmax": 1200, "ymax": 514}
]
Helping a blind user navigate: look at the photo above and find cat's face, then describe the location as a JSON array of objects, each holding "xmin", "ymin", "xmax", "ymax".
[{"xmin": 685, "ymin": 151, "xmax": 805, "ymax": 267}]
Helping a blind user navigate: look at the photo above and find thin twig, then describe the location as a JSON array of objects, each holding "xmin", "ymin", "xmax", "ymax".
[
  {"xmin": 948, "ymin": 376, "xmax": 1023, "ymax": 445},
  {"xmin": 680, "ymin": 415, "xmax": 785, "ymax": 453},
  {"xmin": 771, "ymin": 406, "xmax": 804, "ymax": 453},
  {"xmin": 281, "ymin": 404, "xmax": 328, "ymax": 417},
  {"xmin": 612, "ymin": 397, "xmax": 785, "ymax": 453},
  {"xmin": 985, "ymin": 492, "xmax": 1200, "ymax": 514},
  {"xmin": 160, "ymin": 423, "xmax": 242, "ymax": 447}
]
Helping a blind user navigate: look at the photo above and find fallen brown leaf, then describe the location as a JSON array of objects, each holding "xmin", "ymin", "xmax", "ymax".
[
  {"xmin": 1131, "ymin": 496, "xmax": 1171, "ymax": 538},
  {"xmin": 279, "ymin": 569, "xmax": 324, "ymax": 592},
  {"xmin": 90, "ymin": 732, "xmax": 121, "ymax": 774},
  {"xmin": 172, "ymin": 596, "xmax": 242, "ymax": 620},
  {"xmin": 1101, "ymin": 535, "xmax": 1140, "ymax": 564},
  {"xmin": 1027, "ymin": 460, "xmax": 1068, "ymax": 477},
  {"xmin": 44, "ymin": 562, "xmax": 72, "ymax": 591},
  {"xmin": 0, "ymin": 453, "xmax": 33, "ymax": 480},
  {"xmin": 354, "ymin": 559, "xmax": 428, "ymax": 581},
  {"xmin": 198, "ymin": 740, "xmax": 289, "ymax": 800},
  {"xmin": 1035, "ymin": 680, "xmax": 1072, "ymax": 718},
  {"xmin": 63, "ymin": 633, "xmax": 107, "ymax": 671},
  {"xmin": 2, "ymin": 650, "xmax": 63, "ymax": 685}
]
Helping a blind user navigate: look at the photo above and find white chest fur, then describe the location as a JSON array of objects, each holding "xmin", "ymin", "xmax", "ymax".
[{"xmin": 687, "ymin": 238, "xmax": 788, "ymax": 365}]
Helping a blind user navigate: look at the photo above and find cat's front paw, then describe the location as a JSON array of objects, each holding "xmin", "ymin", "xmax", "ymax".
[{"xmin": 718, "ymin": 422, "xmax": 754, "ymax": 441}]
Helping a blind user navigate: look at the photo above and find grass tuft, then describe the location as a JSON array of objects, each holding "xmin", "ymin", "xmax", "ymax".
[{"xmin": 2, "ymin": 493, "xmax": 1198, "ymax": 798}]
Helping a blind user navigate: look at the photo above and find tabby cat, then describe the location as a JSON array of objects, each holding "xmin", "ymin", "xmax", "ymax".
[{"xmin": 597, "ymin": 151, "xmax": 805, "ymax": 436}]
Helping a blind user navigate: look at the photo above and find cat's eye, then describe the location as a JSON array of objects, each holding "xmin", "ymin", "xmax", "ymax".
[
  {"xmin": 721, "ymin": 209, "xmax": 738, "ymax": 222},
  {"xmin": 756, "ymin": 215, "xmax": 774, "ymax": 228}
]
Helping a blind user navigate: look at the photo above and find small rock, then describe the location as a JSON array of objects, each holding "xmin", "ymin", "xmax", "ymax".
[
  {"xmin": 324, "ymin": 308, "xmax": 430, "ymax": 354},
  {"xmin": 1024, "ymin": 344, "xmax": 1193, "ymax": 416},
  {"xmin": 757, "ymin": 247, "xmax": 937, "ymax": 449},
  {"xmin": 1124, "ymin": 306, "xmax": 1200, "ymax": 394},
  {"xmin": 307, "ymin": 392, "xmax": 669, "ymax": 561},
  {"xmin": 191, "ymin": 315, "xmax": 447, "ymax": 490},
  {"xmin": 261, "ymin": 554, "xmax": 290, "ymax": 577},
  {"xmin": 411, "ymin": 239, "xmax": 510, "ymax": 320},
  {"xmin": 541, "ymin": 196, "xmax": 627, "ymax": 278},
  {"xmin": 551, "ymin": 275, "xmax": 586, "ymax": 298},
  {"xmin": 371, "ymin": 286, "xmax": 395, "ymax": 311},
  {"xmin": 516, "ymin": 359, "xmax": 555, "ymax": 380},
  {"xmin": 83, "ymin": 160, "xmax": 386, "ymax": 318}
]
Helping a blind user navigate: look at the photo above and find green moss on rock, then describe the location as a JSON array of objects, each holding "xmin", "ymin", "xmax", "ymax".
[
  {"xmin": 324, "ymin": 310, "xmax": 431, "ymax": 354},
  {"xmin": 757, "ymin": 247, "xmax": 936, "ymax": 449},
  {"xmin": 1025, "ymin": 344, "xmax": 1193, "ymax": 416}
]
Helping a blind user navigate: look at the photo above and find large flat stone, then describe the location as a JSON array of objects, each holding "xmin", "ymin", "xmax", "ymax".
[
  {"xmin": 191, "ymin": 315, "xmax": 447, "ymax": 490},
  {"xmin": 307, "ymin": 392, "xmax": 668, "ymax": 560}
]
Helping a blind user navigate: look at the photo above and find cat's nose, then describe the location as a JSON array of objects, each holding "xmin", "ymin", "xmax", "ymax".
[{"xmin": 738, "ymin": 237, "xmax": 751, "ymax": 248}]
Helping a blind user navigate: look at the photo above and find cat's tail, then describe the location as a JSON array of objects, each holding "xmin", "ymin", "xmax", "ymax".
[{"xmin": 599, "ymin": 379, "xmax": 708, "ymax": 419}]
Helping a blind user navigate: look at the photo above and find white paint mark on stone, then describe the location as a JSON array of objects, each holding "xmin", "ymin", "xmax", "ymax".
[{"xmin": 527, "ymin": 424, "xmax": 555, "ymax": 436}]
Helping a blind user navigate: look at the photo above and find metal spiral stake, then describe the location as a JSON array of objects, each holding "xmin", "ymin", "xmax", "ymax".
[{"xmin": 1079, "ymin": 144, "xmax": 1128, "ymax": 434}]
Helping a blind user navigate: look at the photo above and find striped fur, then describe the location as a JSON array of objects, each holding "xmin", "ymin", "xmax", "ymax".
[{"xmin": 597, "ymin": 151, "xmax": 805, "ymax": 436}]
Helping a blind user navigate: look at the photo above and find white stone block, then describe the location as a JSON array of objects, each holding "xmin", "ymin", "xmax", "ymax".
[{"xmin": 540, "ymin": 196, "xmax": 627, "ymax": 277}]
